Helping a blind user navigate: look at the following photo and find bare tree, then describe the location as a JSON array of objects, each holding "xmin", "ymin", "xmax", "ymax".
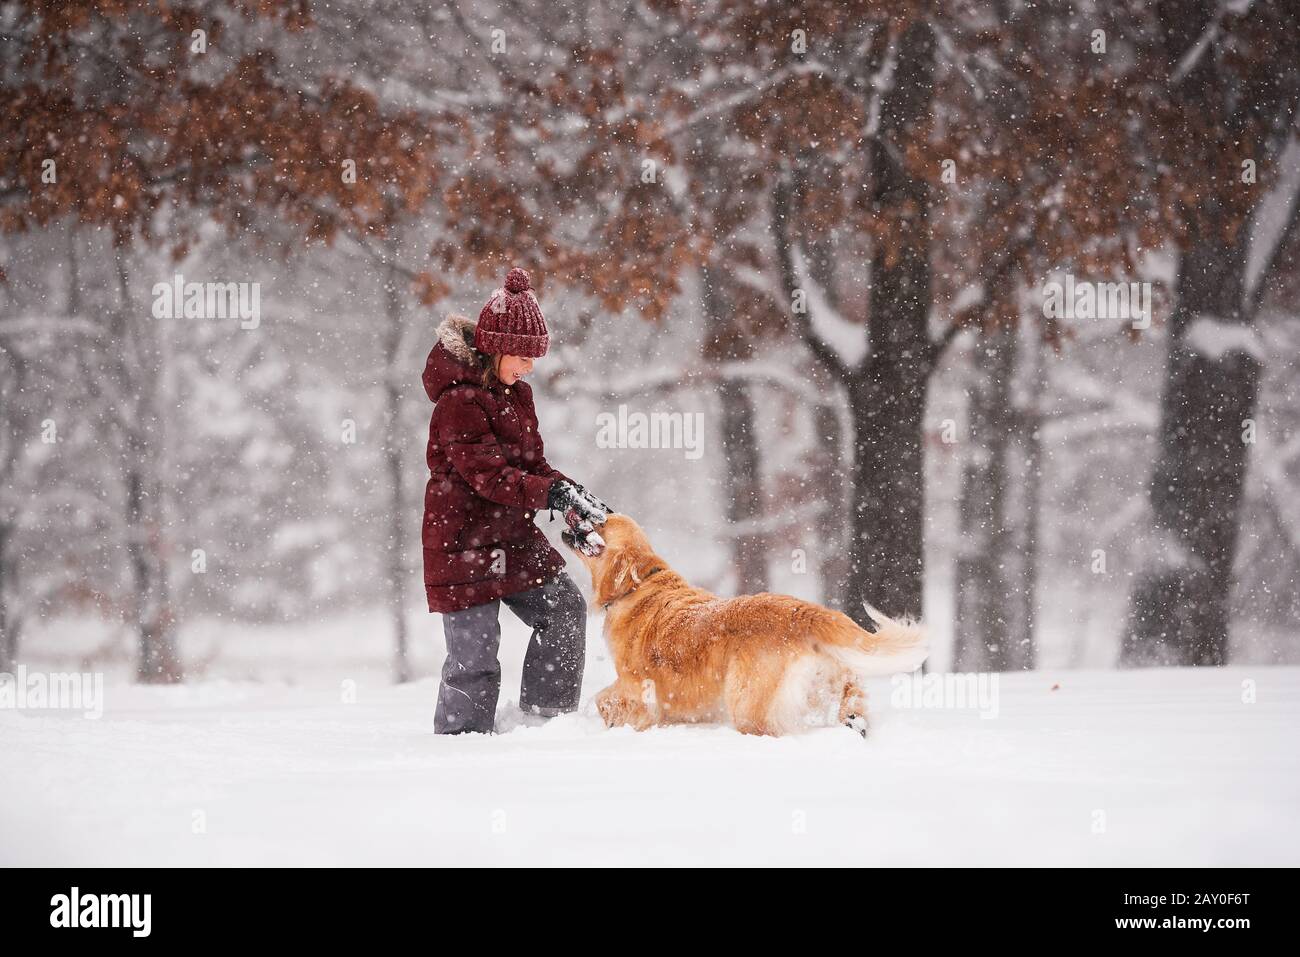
[{"xmin": 1124, "ymin": 1, "xmax": 1300, "ymax": 665}]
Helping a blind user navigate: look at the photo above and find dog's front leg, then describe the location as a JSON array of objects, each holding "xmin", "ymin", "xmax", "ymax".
[
  {"xmin": 595, "ymin": 679, "xmax": 657, "ymax": 731},
  {"xmin": 594, "ymin": 683, "xmax": 637, "ymax": 728}
]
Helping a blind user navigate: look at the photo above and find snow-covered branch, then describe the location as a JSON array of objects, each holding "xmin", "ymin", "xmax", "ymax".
[
  {"xmin": 863, "ymin": 25, "xmax": 899, "ymax": 138},
  {"xmin": 550, "ymin": 359, "xmax": 837, "ymax": 409},
  {"xmin": 1183, "ymin": 316, "xmax": 1266, "ymax": 362},
  {"xmin": 789, "ymin": 246, "xmax": 868, "ymax": 367},
  {"xmin": 769, "ymin": 174, "xmax": 853, "ymax": 380},
  {"xmin": 1245, "ymin": 135, "xmax": 1300, "ymax": 319},
  {"xmin": 0, "ymin": 316, "xmax": 105, "ymax": 339},
  {"xmin": 714, "ymin": 499, "xmax": 827, "ymax": 538}
]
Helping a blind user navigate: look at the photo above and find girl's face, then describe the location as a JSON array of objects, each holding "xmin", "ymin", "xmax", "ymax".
[{"xmin": 497, "ymin": 354, "xmax": 534, "ymax": 385}]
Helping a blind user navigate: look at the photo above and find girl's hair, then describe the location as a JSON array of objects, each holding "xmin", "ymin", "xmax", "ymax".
[{"xmin": 480, "ymin": 352, "xmax": 502, "ymax": 388}]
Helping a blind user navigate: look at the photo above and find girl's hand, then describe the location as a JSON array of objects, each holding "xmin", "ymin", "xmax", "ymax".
[
  {"xmin": 571, "ymin": 481, "xmax": 612, "ymax": 521},
  {"xmin": 547, "ymin": 479, "xmax": 609, "ymax": 525}
]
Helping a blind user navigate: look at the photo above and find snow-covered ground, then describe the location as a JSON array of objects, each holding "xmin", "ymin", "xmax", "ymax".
[{"xmin": 3, "ymin": 614, "xmax": 1298, "ymax": 866}]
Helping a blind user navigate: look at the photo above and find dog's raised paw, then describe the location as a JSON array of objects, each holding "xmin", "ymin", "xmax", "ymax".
[{"xmin": 844, "ymin": 714, "xmax": 870, "ymax": 739}]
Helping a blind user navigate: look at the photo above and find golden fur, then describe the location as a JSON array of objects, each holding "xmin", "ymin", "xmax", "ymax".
[{"xmin": 566, "ymin": 514, "xmax": 929, "ymax": 736}]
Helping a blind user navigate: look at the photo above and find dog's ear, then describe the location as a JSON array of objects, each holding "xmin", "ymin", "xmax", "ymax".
[
  {"xmin": 612, "ymin": 557, "xmax": 635, "ymax": 589},
  {"xmin": 591, "ymin": 548, "xmax": 626, "ymax": 606},
  {"xmin": 598, "ymin": 549, "xmax": 657, "ymax": 605},
  {"xmin": 598, "ymin": 548, "xmax": 653, "ymax": 606},
  {"xmin": 590, "ymin": 522, "xmax": 659, "ymax": 606}
]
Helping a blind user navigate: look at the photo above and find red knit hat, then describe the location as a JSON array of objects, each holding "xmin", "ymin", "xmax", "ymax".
[{"xmin": 475, "ymin": 267, "xmax": 549, "ymax": 357}]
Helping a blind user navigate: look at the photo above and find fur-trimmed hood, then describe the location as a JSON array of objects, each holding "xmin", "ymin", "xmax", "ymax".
[
  {"xmin": 423, "ymin": 313, "xmax": 486, "ymax": 402},
  {"xmin": 437, "ymin": 313, "xmax": 481, "ymax": 366}
]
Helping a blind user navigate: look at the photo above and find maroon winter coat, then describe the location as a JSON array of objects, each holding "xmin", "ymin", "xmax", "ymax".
[{"xmin": 421, "ymin": 314, "xmax": 569, "ymax": 613}]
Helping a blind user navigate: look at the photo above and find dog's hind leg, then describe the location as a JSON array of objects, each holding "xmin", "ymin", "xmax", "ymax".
[
  {"xmin": 839, "ymin": 676, "xmax": 870, "ymax": 738},
  {"xmin": 723, "ymin": 656, "xmax": 788, "ymax": 736},
  {"xmin": 730, "ymin": 652, "xmax": 843, "ymax": 736}
]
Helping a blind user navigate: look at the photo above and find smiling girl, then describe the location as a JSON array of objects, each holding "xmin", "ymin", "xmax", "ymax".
[{"xmin": 421, "ymin": 267, "xmax": 608, "ymax": 734}]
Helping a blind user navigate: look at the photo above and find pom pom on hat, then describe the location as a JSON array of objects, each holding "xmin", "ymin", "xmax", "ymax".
[{"xmin": 504, "ymin": 267, "xmax": 531, "ymax": 294}]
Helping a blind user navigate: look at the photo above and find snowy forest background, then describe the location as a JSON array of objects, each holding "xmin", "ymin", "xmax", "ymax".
[{"xmin": 2, "ymin": 0, "xmax": 1298, "ymax": 685}]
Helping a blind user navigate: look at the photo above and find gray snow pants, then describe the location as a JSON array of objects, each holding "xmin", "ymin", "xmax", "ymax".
[{"xmin": 434, "ymin": 572, "xmax": 587, "ymax": 734}]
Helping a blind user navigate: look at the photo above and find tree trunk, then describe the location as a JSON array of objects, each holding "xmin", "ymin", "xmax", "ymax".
[
  {"xmin": 845, "ymin": 20, "xmax": 936, "ymax": 625},
  {"xmin": 812, "ymin": 401, "xmax": 849, "ymax": 609},
  {"xmin": 121, "ymin": 347, "xmax": 179, "ymax": 683},
  {"xmin": 1015, "ymin": 331, "xmax": 1044, "ymax": 671},
  {"xmin": 125, "ymin": 449, "xmax": 179, "ymax": 682},
  {"xmin": 700, "ymin": 265, "xmax": 768, "ymax": 595},
  {"xmin": 113, "ymin": 249, "xmax": 181, "ymax": 683},
  {"xmin": 383, "ymin": 251, "xmax": 412, "ymax": 683},
  {"xmin": 716, "ymin": 379, "xmax": 767, "ymax": 594},
  {"xmin": 847, "ymin": 365, "xmax": 928, "ymax": 623},
  {"xmin": 1122, "ymin": 212, "xmax": 1258, "ymax": 666},
  {"xmin": 953, "ymin": 324, "xmax": 1016, "ymax": 670},
  {"xmin": 0, "ymin": 325, "xmax": 21, "ymax": 674},
  {"xmin": 0, "ymin": 521, "xmax": 14, "ymax": 672}
]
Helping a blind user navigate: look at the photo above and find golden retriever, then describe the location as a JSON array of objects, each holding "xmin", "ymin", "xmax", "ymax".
[{"xmin": 562, "ymin": 514, "xmax": 928, "ymax": 736}]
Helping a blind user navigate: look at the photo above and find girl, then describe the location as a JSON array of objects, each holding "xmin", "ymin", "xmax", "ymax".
[{"xmin": 422, "ymin": 267, "xmax": 608, "ymax": 735}]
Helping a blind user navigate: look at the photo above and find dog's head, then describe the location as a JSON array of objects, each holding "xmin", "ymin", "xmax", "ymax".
[{"xmin": 562, "ymin": 513, "xmax": 661, "ymax": 607}]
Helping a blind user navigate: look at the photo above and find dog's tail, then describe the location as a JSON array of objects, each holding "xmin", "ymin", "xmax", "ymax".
[{"xmin": 814, "ymin": 603, "xmax": 929, "ymax": 677}]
